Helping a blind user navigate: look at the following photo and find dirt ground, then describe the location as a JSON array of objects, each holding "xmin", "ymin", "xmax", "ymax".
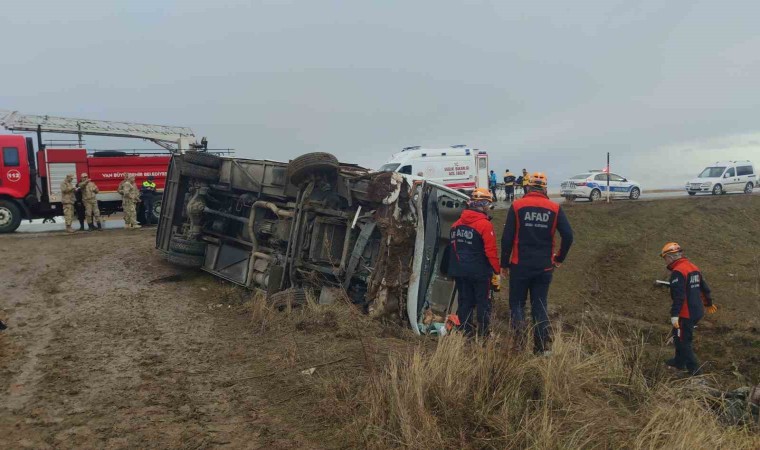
[
  {"xmin": 0, "ymin": 228, "xmax": 322, "ymax": 449},
  {"xmin": 1, "ymin": 195, "xmax": 759, "ymax": 449},
  {"xmin": 491, "ymin": 194, "xmax": 760, "ymax": 383}
]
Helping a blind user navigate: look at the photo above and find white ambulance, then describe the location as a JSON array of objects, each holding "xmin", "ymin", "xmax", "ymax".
[{"xmin": 378, "ymin": 145, "xmax": 490, "ymax": 193}]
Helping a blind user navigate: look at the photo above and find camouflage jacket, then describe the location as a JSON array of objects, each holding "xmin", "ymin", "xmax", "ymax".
[
  {"xmin": 79, "ymin": 180, "xmax": 99, "ymax": 201},
  {"xmin": 122, "ymin": 181, "xmax": 141, "ymax": 202},
  {"xmin": 60, "ymin": 180, "xmax": 76, "ymax": 204}
]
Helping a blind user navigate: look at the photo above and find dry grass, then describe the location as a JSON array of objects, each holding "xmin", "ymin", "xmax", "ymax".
[
  {"xmin": 238, "ymin": 194, "xmax": 760, "ymax": 448},
  {"xmin": 240, "ymin": 288, "xmax": 759, "ymax": 449},
  {"xmin": 354, "ymin": 324, "xmax": 759, "ymax": 449}
]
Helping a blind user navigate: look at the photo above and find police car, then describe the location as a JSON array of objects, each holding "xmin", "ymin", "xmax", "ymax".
[{"xmin": 560, "ymin": 170, "xmax": 642, "ymax": 202}]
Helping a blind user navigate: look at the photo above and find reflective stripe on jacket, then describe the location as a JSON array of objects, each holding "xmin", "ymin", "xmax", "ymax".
[
  {"xmin": 668, "ymin": 258, "xmax": 712, "ymax": 320},
  {"xmin": 501, "ymin": 191, "xmax": 573, "ymax": 277}
]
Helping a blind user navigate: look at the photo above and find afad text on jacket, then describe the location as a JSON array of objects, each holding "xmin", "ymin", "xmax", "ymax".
[{"xmin": 448, "ymin": 209, "xmax": 500, "ymax": 279}]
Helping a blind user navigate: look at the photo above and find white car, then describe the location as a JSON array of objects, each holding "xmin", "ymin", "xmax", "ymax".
[
  {"xmin": 685, "ymin": 161, "xmax": 756, "ymax": 196},
  {"xmin": 560, "ymin": 171, "xmax": 642, "ymax": 202}
]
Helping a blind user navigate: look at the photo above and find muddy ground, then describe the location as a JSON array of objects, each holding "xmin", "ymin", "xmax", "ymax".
[
  {"xmin": 1, "ymin": 195, "xmax": 759, "ymax": 449},
  {"xmin": 0, "ymin": 228, "xmax": 323, "ymax": 449}
]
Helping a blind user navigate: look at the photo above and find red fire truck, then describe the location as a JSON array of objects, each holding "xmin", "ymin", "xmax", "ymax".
[{"xmin": 0, "ymin": 111, "xmax": 204, "ymax": 233}]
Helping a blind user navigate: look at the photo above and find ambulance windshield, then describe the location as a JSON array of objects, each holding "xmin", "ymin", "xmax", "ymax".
[{"xmin": 379, "ymin": 163, "xmax": 400, "ymax": 172}]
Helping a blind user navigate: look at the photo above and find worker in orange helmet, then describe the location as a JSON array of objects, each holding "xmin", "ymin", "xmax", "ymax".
[
  {"xmin": 501, "ymin": 172, "xmax": 573, "ymax": 355},
  {"xmin": 660, "ymin": 242, "xmax": 717, "ymax": 375},
  {"xmin": 447, "ymin": 188, "xmax": 500, "ymax": 337}
]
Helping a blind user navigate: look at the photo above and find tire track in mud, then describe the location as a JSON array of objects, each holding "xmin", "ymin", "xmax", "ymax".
[
  {"xmin": 3, "ymin": 255, "xmax": 70, "ymax": 412},
  {"xmin": 1, "ymin": 231, "xmax": 317, "ymax": 449}
]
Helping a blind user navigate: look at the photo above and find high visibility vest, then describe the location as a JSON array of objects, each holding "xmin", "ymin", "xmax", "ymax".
[{"xmin": 142, "ymin": 181, "xmax": 156, "ymax": 189}]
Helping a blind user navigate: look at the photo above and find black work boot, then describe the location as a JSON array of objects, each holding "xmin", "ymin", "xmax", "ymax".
[
  {"xmin": 78, "ymin": 221, "xmax": 85, "ymax": 231},
  {"xmin": 97, "ymin": 222, "xmax": 103, "ymax": 231},
  {"xmin": 87, "ymin": 222, "xmax": 95, "ymax": 232}
]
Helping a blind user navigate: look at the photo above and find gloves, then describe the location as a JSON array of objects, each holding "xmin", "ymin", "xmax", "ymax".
[
  {"xmin": 705, "ymin": 304, "xmax": 718, "ymax": 314},
  {"xmin": 491, "ymin": 274, "xmax": 501, "ymax": 292},
  {"xmin": 671, "ymin": 317, "xmax": 680, "ymax": 329}
]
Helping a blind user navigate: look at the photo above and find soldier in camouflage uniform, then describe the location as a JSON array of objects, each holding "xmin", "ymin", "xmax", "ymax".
[
  {"xmin": 117, "ymin": 172, "xmax": 129, "ymax": 197},
  {"xmin": 78, "ymin": 173, "xmax": 103, "ymax": 231},
  {"xmin": 60, "ymin": 174, "xmax": 77, "ymax": 233},
  {"xmin": 122, "ymin": 175, "xmax": 141, "ymax": 229}
]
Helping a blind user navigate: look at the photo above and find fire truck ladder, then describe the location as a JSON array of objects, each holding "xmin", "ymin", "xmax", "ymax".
[{"xmin": 0, "ymin": 110, "xmax": 196, "ymax": 152}]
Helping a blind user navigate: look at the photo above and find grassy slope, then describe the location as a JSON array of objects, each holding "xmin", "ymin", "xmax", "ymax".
[
  {"xmin": 490, "ymin": 194, "xmax": 760, "ymax": 382},
  {"xmin": 233, "ymin": 195, "xmax": 760, "ymax": 448}
]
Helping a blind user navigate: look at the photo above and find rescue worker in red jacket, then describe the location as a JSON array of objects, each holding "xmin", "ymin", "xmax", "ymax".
[
  {"xmin": 447, "ymin": 188, "xmax": 500, "ymax": 337},
  {"xmin": 501, "ymin": 172, "xmax": 573, "ymax": 354},
  {"xmin": 660, "ymin": 242, "xmax": 717, "ymax": 375}
]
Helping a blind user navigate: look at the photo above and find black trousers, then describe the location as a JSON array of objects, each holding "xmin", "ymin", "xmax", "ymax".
[
  {"xmin": 74, "ymin": 201, "xmax": 86, "ymax": 227},
  {"xmin": 455, "ymin": 277, "xmax": 492, "ymax": 337},
  {"xmin": 504, "ymin": 186, "xmax": 514, "ymax": 201},
  {"xmin": 673, "ymin": 318, "xmax": 700, "ymax": 374},
  {"xmin": 143, "ymin": 195, "xmax": 155, "ymax": 224},
  {"xmin": 509, "ymin": 271, "xmax": 553, "ymax": 353}
]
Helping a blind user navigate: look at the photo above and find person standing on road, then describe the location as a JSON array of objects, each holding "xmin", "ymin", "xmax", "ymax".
[
  {"xmin": 501, "ymin": 172, "xmax": 574, "ymax": 355},
  {"xmin": 141, "ymin": 175, "xmax": 157, "ymax": 225},
  {"xmin": 60, "ymin": 174, "xmax": 77, "ymax": 234},
  {"xmin": 519, "ymin": 168, "xmax": 530, "ymax": 198},
  {"xmin": 503, "ymin": 169, "xmax": 516, "ymax": 202},
  {"xmin": 660, "ymin": 242, "xmax": 717, "ymax": 375},
  {"xmin": 121, "ymin": 175, "xmax": 141, "ymax": 229},
  {"xmin": 489, "ymin": 170, "xmax": 498, "ymax": 201},
  {"xmin": 78, "ymin": 173, "xmax": 103, "ymax": 231},
  {"xmin": 447, "ymin": 188, "xmax": 500, "ymax": 337},
  {"xmin": 74, "ymin": 181, "xmax": 86, "ymax": 231}
]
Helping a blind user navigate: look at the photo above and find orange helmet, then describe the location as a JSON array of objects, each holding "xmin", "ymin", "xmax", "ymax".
[
  {"xmin": 470, "ymin": 187, "xmax": 493, "ymax": 202},
  {"xmin": 529, "ymin": 172, "xmax": 548, "ymax": 188},
  {"xmin": 660, "ymin": 242, "xmax": 682, "ymax": 258}
]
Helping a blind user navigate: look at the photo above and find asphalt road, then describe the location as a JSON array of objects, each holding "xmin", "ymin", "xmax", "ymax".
[
  {"xmin": 16, "ymin": 216, "xmax": 130, "ymax": 233},
  {"xmin": 492, "ymin": 189, "xmax": 759, "ymax": 209}
]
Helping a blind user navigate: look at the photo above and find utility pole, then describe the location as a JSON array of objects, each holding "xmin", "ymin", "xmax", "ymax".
[{"xmin": 606, "ymin": 152, "xmax": 611, "ymax": 203}]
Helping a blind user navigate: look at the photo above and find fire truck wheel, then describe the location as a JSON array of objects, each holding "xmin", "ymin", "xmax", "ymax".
[
  {"xmin": 169, "ymin": 236, "xmax": 207, "ymax": 256},
  {"xmin": 268, "ymin": 288, "xmax": 308, "ymax": 311},
  {"xmin": 166, "ymin": 250, "xmax": 205, "ymax": 268},
  {"xmin": 287, "ymin": 152, "xmax": 339, "ymax": 186},
  {"xmin": 183, "ymin": 151, "xmax": 222, "ymax": 168},
  {"xmin": 137, "ymin": 200, "xmax": 161, "ymax": 225},
  {"xmin": 0, "ymin": 200, "xmax": 22, "ymax": 233},
  {"xmin": 180, "ymin": 161, "xmax": 220, "ymax": 182}
]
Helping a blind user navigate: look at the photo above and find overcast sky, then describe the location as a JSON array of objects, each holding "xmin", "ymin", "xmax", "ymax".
[{"xmin": 2, "ymin": 0, "xmax": 760, "ymax": 188}]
